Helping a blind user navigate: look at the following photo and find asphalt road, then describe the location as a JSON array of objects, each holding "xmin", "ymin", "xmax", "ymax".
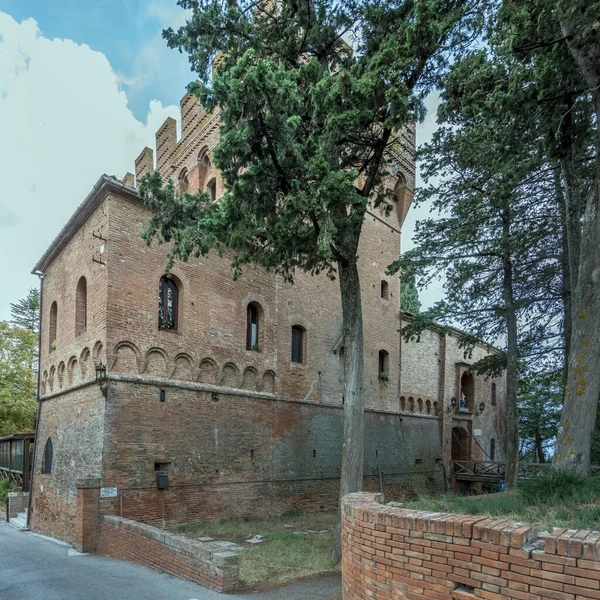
[{"xmin": 0, "ymin": 523, "xmax": 341, "ymax": 600}]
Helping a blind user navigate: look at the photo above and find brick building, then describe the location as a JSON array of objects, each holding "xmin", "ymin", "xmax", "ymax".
[{"xmin": 29, "ymin": 91, "xmax": 506, "ymax": 545}]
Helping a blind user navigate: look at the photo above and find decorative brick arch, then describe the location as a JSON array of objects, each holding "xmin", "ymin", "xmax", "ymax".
[
  {"xmin": 171, "ymin": 353, "xmax": 194, "ymax": 381},
  {"xmin": 198, "ymin": 358, "xmax": 217, "ymax": 384},
  {"xmin": 111, "ymin": 341, "xmax": 142, "ymax": 374}
]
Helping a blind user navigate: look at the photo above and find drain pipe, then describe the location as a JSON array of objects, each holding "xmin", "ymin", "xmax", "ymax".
[
  {"xmin": 27, "ymin": 270, "xmax": 44, "ymax": 530},
  {"xmin": 318, "ymin": 371, "xmax": 322, "ymax": 403}
]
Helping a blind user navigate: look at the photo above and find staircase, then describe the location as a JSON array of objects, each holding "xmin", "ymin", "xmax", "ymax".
[{"xmin": 8, "ymin": 509, "xmax": 28, "ymax": 531}]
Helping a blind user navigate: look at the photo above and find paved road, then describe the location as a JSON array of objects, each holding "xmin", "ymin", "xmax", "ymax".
[{"xmin": 0, "ymin": 523, "xmax": 341, "ymax": 600}]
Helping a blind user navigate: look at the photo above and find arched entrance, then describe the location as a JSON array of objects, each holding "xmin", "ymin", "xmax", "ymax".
[{"xmin": 451, "ymin": 427, "xmax": 471, "ymax": 462}]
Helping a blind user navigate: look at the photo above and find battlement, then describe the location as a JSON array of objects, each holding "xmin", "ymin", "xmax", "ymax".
[{"xmin": 132, "ymin": 89, "xmax": 216, "ymax": 192}]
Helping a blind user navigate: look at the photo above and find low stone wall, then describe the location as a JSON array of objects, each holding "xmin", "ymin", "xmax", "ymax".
[
  {"xmin": 342, "ymin": 492, "xmax": 600, "ymax": 600},
  {"xmin": 7, "ymin": 491, "xmax": 28, "ymax": 519},
  {"xmin": 96, "ymin": 516, "xmax": 240, "ymax": 593}
]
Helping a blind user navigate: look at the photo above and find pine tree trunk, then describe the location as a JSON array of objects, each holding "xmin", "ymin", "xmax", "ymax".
[
  {"xmin": 501, "ymin": 203, "xmax": 520, "ymax": 488},
  {"xmin": 554, "ymin": 3, "xmax": 600, "ymax": 475},
  {"xmin": 535, "ymin": 429, "xmax": 545, "ymax": 464},
  {"xmin": 332, "ymin": 257, "xmax": 365, "ymax": 564}
]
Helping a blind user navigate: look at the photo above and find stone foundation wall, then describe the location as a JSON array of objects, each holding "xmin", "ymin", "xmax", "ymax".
[
  {"xmin": 342, "ymin": 492, "xmax": 600, "ymax": 600},
  {"xmin": 96, "ymin": 516, "xmax": 240, "ymax": 593}
]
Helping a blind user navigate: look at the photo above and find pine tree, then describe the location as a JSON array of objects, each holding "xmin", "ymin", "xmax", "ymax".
[
  {"xmin": 142, "ymin": 0, "xmax": 486, "ymax": 559},
  {"xmin": 10, "ymin": 288, "xmax": 40, "ymax": 334}
]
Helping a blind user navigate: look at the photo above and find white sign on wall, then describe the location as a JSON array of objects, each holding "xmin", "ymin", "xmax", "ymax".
[
  {"xmin": 100, "ymin": 487, "xmax": 117, "ymax": 498},
  {"xmin": 473, "ymin": 429, "xmax": 483, "ymax": 437}
]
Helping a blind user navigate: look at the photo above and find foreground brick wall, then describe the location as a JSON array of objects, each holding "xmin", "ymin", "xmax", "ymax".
[
  {"xmin": 97, "ymin": 516, "xmax": 240, "ymax": 593},
  {"xmin": 342, "ymin": 492, "xmax": 600, "ymax": 600}
]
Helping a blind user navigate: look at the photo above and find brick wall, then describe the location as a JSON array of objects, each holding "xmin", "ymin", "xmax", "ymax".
[
  {"xmin": 96, "ymin": 515, "xmax": 240, "ymax": 592},
  {"xmin": 7, "ymin": 492, "xmax": 29, "ymax": 518},
  {"xmin": 342, "ymin": 492, "xmax": 600, "ymax": 600}
]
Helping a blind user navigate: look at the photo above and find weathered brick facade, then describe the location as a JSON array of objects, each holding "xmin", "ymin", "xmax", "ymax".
[
  {"xmin": 342, "ymin": 492, "xmax": 600, "ymax": 600},
  {"xmin": 30, "ymin": 90, "xmax": 506, "ymax": 547}
]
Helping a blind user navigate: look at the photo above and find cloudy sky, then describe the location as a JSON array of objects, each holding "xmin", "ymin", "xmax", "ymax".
[{"xmin": 0, "ymin": 2, "xmax": 442, "ymax": 322}]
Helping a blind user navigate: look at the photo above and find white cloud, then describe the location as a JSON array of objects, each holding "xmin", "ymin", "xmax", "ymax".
[{"xmin": 0, "ymin": 12, "xmax": 181, "ymax": 320}]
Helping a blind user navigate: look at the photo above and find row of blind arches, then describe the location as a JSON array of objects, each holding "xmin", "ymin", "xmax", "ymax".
[{"xmin": 400, "ymin": 396, "xmax": 440, "ymax": 416}]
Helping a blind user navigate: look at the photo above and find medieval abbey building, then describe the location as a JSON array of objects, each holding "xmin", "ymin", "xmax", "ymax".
[{"xmin": 30, "ymin": 91, "xmax": 507, "ymax": 545}]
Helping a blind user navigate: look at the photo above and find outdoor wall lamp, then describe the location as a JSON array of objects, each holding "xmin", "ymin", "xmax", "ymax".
[
  {"xmin": 95, "ymin": 362, "xmax": 109, "ymax": 398},
  {"xmin": 448, "ymin": 397, "xmax": 457, "ymax": 412},
  {"xmin": 478, "ymin": 401, "xmax": 486, "ymax": 415}
]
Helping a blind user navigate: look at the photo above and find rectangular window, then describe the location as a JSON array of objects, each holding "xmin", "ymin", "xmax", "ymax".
[{"xmin": 291, "ymin": 326, "xmax": 304, "ymax": 363}]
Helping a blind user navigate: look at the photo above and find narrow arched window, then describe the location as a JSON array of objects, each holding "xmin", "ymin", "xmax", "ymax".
[
  {"xmin": 246, "ymin": 303, "xmax": 260, "ymax": 349},
  {"xmin": 207, "ymin": 178, "xmax": 217, "ymax": 202},
  {"xmin": 75, "ymin": 276, "xmax": 87, "ymax": 336},
  {"xmin": 42, "ymin": 438, "xmax": 53, "ymax": 474},
  {"xmin": 381, "ymin": 280, "xmax": 389, "ymax": 300},
  {"xmin": 490, "ymin": 438, "xmax": 496, "ymax": 461},
  {"xmin": 491, "ymin": 382, "xmax": 497, "ymax": 406},
  {"xmin": 378, "ymin": 350, "xmax": 389, "ymax": 374},
  {"xmin": 49, "ymin": 301, "xmax": 57, "ymax": 352},
  {"xmin": 291, "ymin": 326, "xmax": 305, "ymax": 364},
  {"xmin": 158, "ymin": 276, "xmax": 178, "ymax": 330},
  {"xmin": 179, "ymin": 168, "xmax": 189, "ymax": 194}
]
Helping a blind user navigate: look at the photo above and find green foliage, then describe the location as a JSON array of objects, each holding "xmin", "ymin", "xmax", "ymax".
[
  {"xmin": 378, "ymin": 371, "xmax": 390, "ymax": 384},
  {"xmin": 519, "ymin": 470, "xmax": 600, "ymax": 505},
  {"xmin": 518, "ymin": 372, "xmax": 563, "ymax": 462},
  {"xmin": 143, "ymin": 0, "xmax": 487, "ymax": 280},
  {"xmin": 0, "ymin": 322, "xmax": 37, "ymax": 436},
  {"xmin": 10, "ymin": 288, "xmax": 40, "ymax": 334},
  {"xmin": 0, "ymin": 478, "xmax": 18, "ymax": 507},
  {"xmin": 400, "ymin": 264, "xmax": 420, "ymax": 314}
]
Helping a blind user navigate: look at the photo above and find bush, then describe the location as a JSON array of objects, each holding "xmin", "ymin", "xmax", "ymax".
[
  {"xmin": 0, "ymin": 479, "xmax": 18, "ymax": 506},
  {"xmin": 519, "ymin": 469, "xmax": 600, "ymax": 505}
]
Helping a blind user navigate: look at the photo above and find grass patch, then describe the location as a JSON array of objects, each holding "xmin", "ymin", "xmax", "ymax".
[
  {"xmin": 400, "ymin": 472, "xmax": 600, "ymax": 532},
  {"xmin": 176, "ymin": 511, "xmax": 339, "ymax": 586}
]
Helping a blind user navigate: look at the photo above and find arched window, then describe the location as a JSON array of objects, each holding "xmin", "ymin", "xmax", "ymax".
[
  {"xmin": 246, "ymin": 303, "xmax": 260, "ymax": 349},
  {"xmin": 158, "ymin": 276, "xmax": 179, "ymax": 330},
  {"xmin": 378, "ymin": 350, "xmax": 389, "ymax": 375},
  {"xmin": 490, "ymin": 438, "xmax": 496, "ymax": 461},
  {"xmin": 42, "ymin": 438, "xmax": 53, "ymax": 474},
  {"xmin": 381, "ymin": 280, "xmax": 389, "ymax": 300},
  {"xmin": 291, "ymin": 325, "xmax": 305, "ymax": 364},
  {"xmin": 426, "ymin": 399, "xmax": 431, "ymax": 415},
  {"xmin": 491, "ymin": 382, "xmax": 497, "ymax": 406},
  {"xmin": 75, "ymin": 276, "xmax": 87, "ymax": 336},
  {"xmin": 206, "ymin": 178, "xmax": 217, "ymax": 202},
  {"xmin": 339, "ymin": 347, "xmax": 345, "ymax": 382},
  {"xmin": 49, "ymin": 301, "xmax": 57, "ymax": 352},
  {"xmin": 179, "ymin": 168, "xmax": 189, "ymax": 194}
]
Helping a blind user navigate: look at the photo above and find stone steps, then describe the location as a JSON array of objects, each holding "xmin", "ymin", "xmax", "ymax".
[{"xmin": 8, "ymin": 509, "xmax": 28, "ymax": 531}]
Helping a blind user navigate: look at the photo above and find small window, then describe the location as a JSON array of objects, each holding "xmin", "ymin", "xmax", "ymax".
[
  {"xmin": 490, "ymin": 438, "xmax": 496, "ymax": 461},
  {"xmin": 378, "ymin": 350, "xmax": 389, "ymax": 374},
  {"xmin": 158, "ymin": 276, "xmax": 179, "ymax": 330},
  {"xmin": 42, "ymin": 438, "xmax": 53, "ymax": 474},
  {"xmin": 75, "ymin": 276, "xmax": 87, "ymax": 336},
  {"xmin": 338, "ymin": 347, "xmax": 345, "ymax": 382},
  {"xmin": 381, "ymin": 280, "xmax": 389, "ymax": 300},
  {"xmin": 491, "ymin": 382, "xmax": 497, "ymax": 406},
  {"xmin": 291, "ymin": 326, "xmax": 305, "ymax": 363},
  {"xmin": 49, "ymin": 301, "xmax": 58, "ymax": 352},
  {"xmin": 246, "ymin": 303, "xmax": 260, "ymax": 350},
  {"xmin": 207, "ymin": 178, "xmax": 217, "ymax": 202}
]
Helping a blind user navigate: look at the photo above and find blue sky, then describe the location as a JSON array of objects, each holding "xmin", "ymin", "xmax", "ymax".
[
  {"xmin": 0, "ymin": 2, "xmax": 442, "ymax": 322},
  {"xmin": 0, "ymin": 0, "xmax": 194, "ymax": 120}
]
